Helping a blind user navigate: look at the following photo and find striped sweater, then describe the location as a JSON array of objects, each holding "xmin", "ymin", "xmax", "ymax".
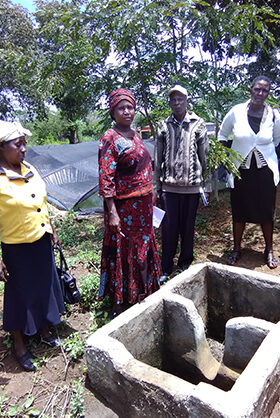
[{"xmin": 155, "ymin": 111, "xmax": 210, "ymax": 194}]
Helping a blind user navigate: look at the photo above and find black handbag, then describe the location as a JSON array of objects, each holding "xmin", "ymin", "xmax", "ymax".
[{"xmin": 56, "ymin": 246, "xmax": 80, "ymax": 304}]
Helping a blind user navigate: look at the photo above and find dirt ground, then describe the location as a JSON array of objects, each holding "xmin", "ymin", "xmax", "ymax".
[{"xmin": 1, "ymin": 189, "xmax": 280, "ymax": 417}]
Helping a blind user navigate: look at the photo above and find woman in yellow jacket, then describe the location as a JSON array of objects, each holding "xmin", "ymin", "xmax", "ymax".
[{"xmin": 0, "ymin": 121, "xmax": 65, "ymax": 371}]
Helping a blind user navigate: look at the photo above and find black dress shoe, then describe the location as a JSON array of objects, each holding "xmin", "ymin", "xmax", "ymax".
[
  {"xmin": 15, "ymin": 351, "xmax": 36, "ymax": 372},
  {"xmin": 177, "ymin": 263, "xmax": 190, "ymax": 272},
  {"xmin": 111, "ymin": 303, "xmax": 123, "ymax": 319}
]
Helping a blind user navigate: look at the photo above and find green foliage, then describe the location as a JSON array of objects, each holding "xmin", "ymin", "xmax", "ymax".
[
  {"xmin": 54, "ymin": 211, "xmax": 99, "ymax": 252},
  {"xmin": 5, "ymin": 394, "xmax": 41, "ymax": 417},
  {"xmin": 23, "ymin": 110, "xmax": 68, "ymax": 145},
  {"xmin": 82, "ymin": 110, "xmax": 112, "ymax": 141},
  {"xmin": 0, "ymin": 0, "xmax": 41, "ymax": 117},
  {"xmin": 70, "ymin": 379, "xmax": 84, "ymax": 418},
  {"xmin": 3, "ymin": 0, "xmax": 280, "ymax": 136},
  {"xmin": 206, "ymin": 136, "xmax": 243, "ymax": 179},
  {"xmin": 89, "ymin": 309, "xmax": 110, "ymax": 333},
  {"xmin": 54, "ymin": 211, "xmax": 81, "ymax": 248},
  {"xmin": 77, "ymin": 249, "xmax": 100, "ymax": 269},
  {"xmin": 79, "ymin": 273, "xmax": 100, "ymax": 310},
  {"xmin": 0, "ymin": 392, "xmax": 9, "ymax": 416},
  {"xmin": 195, "ymin": 213, "xmax": 209, "ymax": 236},
  {"xmin": 62, "ymin": 332, "xmax": 84, "ymax": 361},
  {"xmin": 34, "ymin": 0, "xmax": 110, "ymax": 143},
  {"xmin": 31, "ymin": 354, "xmax": 49, "ymax": 370},
  {"xmin": 3, "ymin": 334, "xmax": 12, "ymax": 352}
]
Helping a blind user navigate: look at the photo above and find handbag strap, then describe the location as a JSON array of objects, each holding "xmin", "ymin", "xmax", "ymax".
[{"xmin": 57, "ymin": 245, "xmax": 69, "ymax": 271}]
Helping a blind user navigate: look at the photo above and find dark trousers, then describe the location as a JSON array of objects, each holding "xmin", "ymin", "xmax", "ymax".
[{"xmin": 160, "ymin": 192, "xmax": 199, "ymax": 274}]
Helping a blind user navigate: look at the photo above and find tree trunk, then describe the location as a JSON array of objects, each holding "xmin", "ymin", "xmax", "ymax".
[{"xmin": 68, "ymin": 126, "xmax": 79, "ymax": 144}]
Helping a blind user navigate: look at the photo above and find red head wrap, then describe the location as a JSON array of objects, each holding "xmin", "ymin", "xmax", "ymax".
[{"xmin": 109, "ymin": 88, "xmax": 136, "ymax": 114}]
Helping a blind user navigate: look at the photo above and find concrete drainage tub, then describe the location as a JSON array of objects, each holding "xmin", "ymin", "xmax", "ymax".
[{"xmin": 86, "ymin": 262, "xmax": 280, "ymax": 417}]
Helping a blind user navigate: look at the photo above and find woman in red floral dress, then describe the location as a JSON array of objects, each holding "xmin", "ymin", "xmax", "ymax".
[{"xmin": 98, "ymin": 89, "xmax": 161, "ymax": 317}]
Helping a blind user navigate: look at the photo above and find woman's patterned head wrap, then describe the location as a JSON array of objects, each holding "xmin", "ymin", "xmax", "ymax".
[{"xmin": 109, "ymin": 88, "xmax": 136, "ymax": 113}]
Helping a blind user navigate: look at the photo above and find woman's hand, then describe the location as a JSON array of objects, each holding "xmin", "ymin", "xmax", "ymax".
[
  {"xmin": 105, "ymin": 197, "xmax": 121, "ymax": 234},
  {"xmin": 52, "ymin": 230, "xmax": 62, "ymax": 249},
  {"xmin": 50, "ymin": 218, "xmax": 62, "ymax": 249},
  {"xmin": 0, "ymin": 260, "xmax": 9, "ymax": 282},
  {"xmin": 108, "ymin": 211, "xmax": 121, "ymax": 233}
]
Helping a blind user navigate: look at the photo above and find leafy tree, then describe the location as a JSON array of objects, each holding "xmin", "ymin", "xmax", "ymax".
[
  {"xmin": 0, "ymin": 0, "xmax": 41, "ymax": 117},
  {"xmin": 174, "ymin": 0, "xmax": 280, "ymax": 128},
  {"xmin": 34, "ymin": 0, "xmax": 110, "ymax": 143},
  {"xmin": 87, "ymin": 0, "xmax": 280, "ymax": 138},
  {"xmin": 85, "ymin": 0, "xmax": 171, "ymax": 136},
  {"xmin": 3, "ymin": 0, "xmax": 279, "ymax": 144},
  {"xmin": 21, "ymin": 109, "xmax": 67, "ymax": 145}
]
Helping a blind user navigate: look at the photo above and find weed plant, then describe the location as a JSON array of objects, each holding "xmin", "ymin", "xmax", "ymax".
[
  {"xmin": 79, "ymin": 273, "xmax": 100, "ymax": 310},
  {"xmin": 195, "ymin": 213, "xmax": 209, "ymax": 235},
  {"xmin": 70, "ymin": 378, "xmax": 84, "ymax": 418},
  {"xmin": 54, "ymin": 210, "xmax": 99, "ymax": 250},
  {"xmin": 2, "ymin": 393, "xmax": 41, "ymax": 417},
  {"xmin": 89, "ymin": 308, "xmax": 111, "ymax": 333},
  {"xmin": 54, "ymin": 210, "xmax": 81, "ymax": 248},
  {"xmin": 63, "ymin": 332, "xmax": 84, "ymax": 361}
]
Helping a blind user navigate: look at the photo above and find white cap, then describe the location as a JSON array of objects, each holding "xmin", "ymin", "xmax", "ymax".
[
  {"xmin": 0, "ymin": 121, "xmax": 32, "ymax": 143},
  {"xmin": 168, "ymin": 85, "xmax": 188, "ymax": 98}
]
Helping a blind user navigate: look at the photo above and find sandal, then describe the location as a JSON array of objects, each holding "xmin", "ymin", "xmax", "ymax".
[
  {"xmin": 14, "ymin": 350, "xmax": 36, "ymax": 372},
  {"xmin": 227, "ymin": 249, "xmax": 241, "ymax": 266},
  {"xmin": 264, "ymin": 250, "xmax": 278, "ymax": 269},
  {"xmin": 138, "ymin": 293, "xmax": 147, "ymax": 303}
]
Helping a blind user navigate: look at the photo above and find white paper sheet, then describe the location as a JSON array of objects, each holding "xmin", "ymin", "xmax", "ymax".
[{"xmin": 153, "ymin": 206, "xmax": 166, "ymax": 228}]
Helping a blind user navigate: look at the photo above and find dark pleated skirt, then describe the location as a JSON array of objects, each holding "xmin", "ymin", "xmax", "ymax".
[
  {"xmin": 2, "ymin": 233, "xmax": 65, "ymax": 335},
  {"xmin": 231, "ymin": 157, "xmax": 276, "ymax": 224}
]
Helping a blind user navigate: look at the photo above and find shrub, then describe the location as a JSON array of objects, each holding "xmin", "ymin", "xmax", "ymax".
[{"xmin": 79, "ymin": 273, "xmax": 100, "ymax": 310}]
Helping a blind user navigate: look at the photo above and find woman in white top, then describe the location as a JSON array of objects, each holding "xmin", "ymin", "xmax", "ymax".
[{"xmin": 218, "ymin": 76, "xmax": 280, "ymax": 268}]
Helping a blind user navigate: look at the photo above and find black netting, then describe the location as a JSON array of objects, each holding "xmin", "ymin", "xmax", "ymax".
[{"xmin": 25, "ymin": 139, "xmax": 154, "ymax": 212}]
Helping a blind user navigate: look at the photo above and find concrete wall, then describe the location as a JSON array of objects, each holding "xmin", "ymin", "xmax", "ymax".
[
  {"xmin": 111, "ymin": 300, "xmax": 164, "ymax": 369},
  {"xmin": 86, "ymin": 262, "xmax": 280, "ymax": 417},
  {"xmin": 206, "ymin": 263, "xmax": 280, "ymax": 340},
  {"xmin": 164, "ymin": 263, "xmax": 208, "ymax": 323}
]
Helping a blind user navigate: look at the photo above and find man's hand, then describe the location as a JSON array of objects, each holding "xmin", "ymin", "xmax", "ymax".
[
  {"xmin": 156, "ymin": 190, "xmax": 162, "ymax": 207},
  {"xmin": 205, "ymin": 192, "xmax": 210, "ymax": 204}
]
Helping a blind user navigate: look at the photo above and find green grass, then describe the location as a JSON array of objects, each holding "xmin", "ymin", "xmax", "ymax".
[{"xmin": 0, "ymin": 281, "xmax": 4, "ymax": 296}]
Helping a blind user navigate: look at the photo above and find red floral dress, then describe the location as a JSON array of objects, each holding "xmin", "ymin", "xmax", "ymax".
[{"xmin": 98, "ymin": 128, "xmax": 161, "ymax": 304}]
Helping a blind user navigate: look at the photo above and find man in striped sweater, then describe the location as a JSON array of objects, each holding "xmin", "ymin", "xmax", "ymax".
[{"xmin": 155, "ymin": 85, "xmax": 210, "ymax": 283}]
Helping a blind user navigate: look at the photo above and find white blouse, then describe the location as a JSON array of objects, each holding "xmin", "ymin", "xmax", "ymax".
[{"xmin": 218, "ymin": 101, "xmax": 280, "ymax": 187}]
